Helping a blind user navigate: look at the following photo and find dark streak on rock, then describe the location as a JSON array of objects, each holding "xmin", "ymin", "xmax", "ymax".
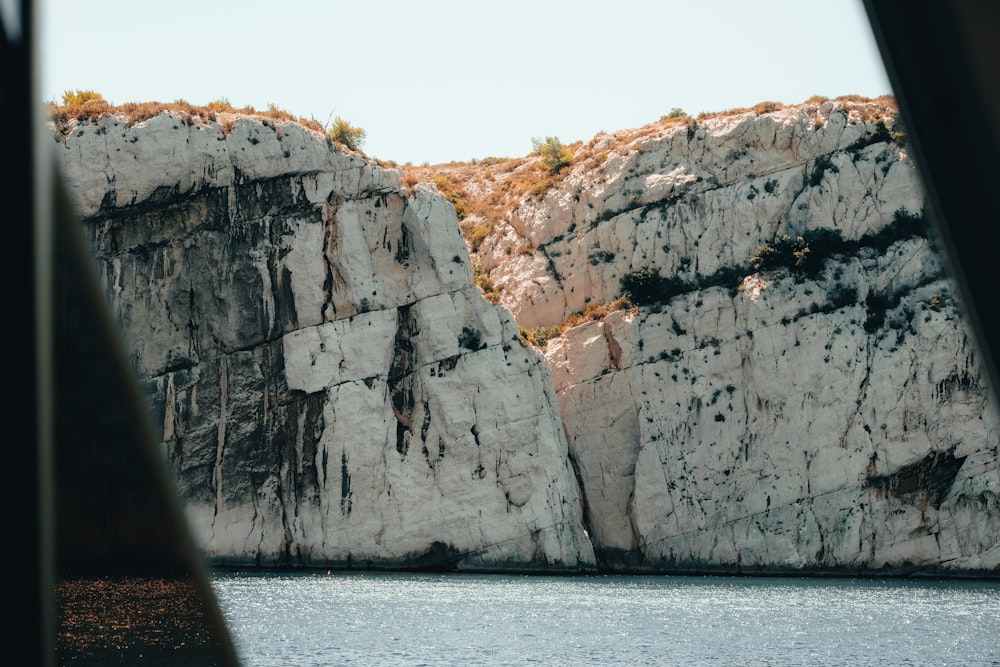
[
  {"xmin": 389, "ymin": 305, "xmax": 418, "ymax": 455},
  {"xmin": 866, "ymin": 448, "xmax": 967, "ymax": 509},
  {"xmin": 395, "ymin": 215, "xmax": 411, "ymax": 266},
  {"xmin": 340, "ymin": 450, "xmax": 352, "ymax": 515}
]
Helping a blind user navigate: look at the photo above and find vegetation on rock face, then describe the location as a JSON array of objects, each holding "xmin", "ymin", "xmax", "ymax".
[
  {"xmin": 458, "ymin": 326, "xmax": 485, "ymax": 351},
  {"xmin": 51, "ymin": 89, "xmax": 111, "ymax": 125},
  {"xmin": 400, "ymin": 95, "xmax": 912, "ymax": 356},
  {"xmin": 47, "ymin": 90, "xmax": 328, "ymax": 138},
  {"xmin": 612, "ymin": 207, "xmax": 929, "ymax": 320},
  {"xmin": 519, "ymin": 297, "xmax": 636, "ymax": 349},
  {"xmin": 61, "ymin": 89, "xmax": 104, "ymax": 106},
  {"xmin": 659, "ymin": 107, "xmax": 691, "ymax": 124},
  {"xmin": 531, "ymin": 136, "xmax": 574, "ymax": 175},
  {"xmin": 403, "ymin": 152, "xmax": 577, "ymax": 252},
  {"xmin": 751, "ymin": 100, "xmax": 784, "ymax": 115},
  {"xmin": 401, "ymin": 95, "xmax": 901, "ymax": 266},
  {"xmin": 519, "ymin": 324, "xmax": 562, "ymax": 350},
  {"xmin": 621, "ymin": 269, "xmax": 693, "ymax": 306},
  {"xmin": 747, "ymin": 231, "xmax": 845, "ymax": 280},
  {"xmin": 473, "ymin": 265, "xmax": 502, "ymax": 304},
  {"xmin": 327, "ymin": 116, "xmax": 367, "ymax": 152},
  {"xmin": 861, "ymin": 207, "xmax": 929, "ymax": 251},
  {"xmin": 747, "ymin": 210, "xmax": 928, "ymax": 284}
]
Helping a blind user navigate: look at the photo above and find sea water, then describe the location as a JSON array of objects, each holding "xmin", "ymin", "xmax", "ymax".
[{"xmin": 210, "ymin": 570, "xmax": 1000, "ymax": 666}]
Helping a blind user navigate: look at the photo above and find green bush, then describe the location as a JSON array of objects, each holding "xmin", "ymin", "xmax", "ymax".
[
  {"xmin": 808, "ymin": 155, "xmax": 838, "ymax": 187},
  {"xmin": 328, "ymin": 116, "xmax": 366, "ymax": 151},
  {"xmin": 749, "ymin": 234, "xmax": 810, "ymax": 273},
  {"xmin": 459, "ymin": 326, "xmax": 485, "ymax": 351},
  {"xmin": 660, "ymin": 108, "xmax": 689, "ymax": 122},
  {"xmin": 829, "ymin": 284, "xmax": 859, "ymax": 309},
  {"xmin": 532, "ymin": 136, "xmax": 573, "ymax": 174},
  {"xmin": 798, "ymin": 229, "xmax": 846, "ymax": 277},
  {"xmin": 61, "ymin": 89, "xmax": 104, "ymax": 105},
  {"xmin": 621, "ymin": 268, "xmax": 691, "ymax": 306},
  {"xmin": 859, "ymin": 208, "xmax": 928, "ymax": 252},
  {"xmin": 519, "ymin": 325, "xmax": 561, "ymax": 349},
  {"xmin": 700, "ymin": 265, "xmax": 747, "ymax": 295},
  {"xmin": 886, "ymin": 111, "xmax": 907, "ymax": 147},
  {"xmin": 748, "ymin": 230, "xmax": 847, "ymax": 279},
  {"xmin": 864, "ymin": 290, "xmax": 895, "ymax": 333}
]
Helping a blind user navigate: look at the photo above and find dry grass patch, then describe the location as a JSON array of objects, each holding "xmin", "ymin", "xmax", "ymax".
[
  {"xmin": 473, "ymin": 265, "xmax": 502, "ymax": 304},
  {"xmin": 836, "ymin": 94, "xmax": 898, "ymax": 123},
  {"xmin": 751, "ymin": 101, "xmax": 784, "ymax": 115},
  {"xmin": 697, "ymin": 106, "xmax": 752, "ymax": 122},
  {"xmin": 401, "ymin": 94, "xmax": 900, "ymax": 257},
  {"xmin": 562, "ymin": 296, "xmax": 636, "ymax": 329},
  {"xmin": 48, "ymin": 90, "xmax": 332, "ymax": 141},
  {"xmin": 518, "ymin": 296, "xmax": 636, "ymax": 349},
  {"xmin": 121, "ymin": 101, "xmax": 169, "ymax": 125},
  {"xmin": 265, "ymin": 103, "xmax": 297, "ymax": 122},
  {"xmin": 402, "ymin": 153, "xmax": 574, "ymax": 251}
]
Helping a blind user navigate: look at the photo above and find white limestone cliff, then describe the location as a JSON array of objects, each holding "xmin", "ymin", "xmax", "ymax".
[
  {"xmin": 455, "ymin": 98, "xmax": 999, "ymax": 575},
  {"xmin": 51, "ymin": 96, "xmax": 1000, "ymax": 577},
  {"xmin": 472, "ymin": 101, "xmax": 922, "ymax": 329},
  {"xmin": 54, "ymin": 110, "xmax": 595, "ymax": 572}
]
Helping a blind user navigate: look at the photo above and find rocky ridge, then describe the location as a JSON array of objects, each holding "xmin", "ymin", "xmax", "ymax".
[
  {"xmin": 55, "ymin": 109, "xmax": 595, "ymax": 571},
  {"xmin": 53, "ymin": 96, "xmax": 1000, "ymax": 576},
  {"xmin": 412, "ymin": 97, "xmax": 999, "ymax": 575}
]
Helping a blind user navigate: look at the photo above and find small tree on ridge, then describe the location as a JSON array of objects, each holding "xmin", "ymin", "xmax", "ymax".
[
  {"xmin": 532, "ymin": 136, "xmax": 573, "ymax": 174},
  {"xmin": 328, "ymin": 116, "xmax": 366, "ymax": 152}
]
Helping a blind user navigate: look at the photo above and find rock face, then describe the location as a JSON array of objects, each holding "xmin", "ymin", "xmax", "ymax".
[
  {"xmin": 464, "ymin": 99, "xmax": 999, "ymax": 575},
  {"xmin": 55, "ymin": 111, "xmax": 595, "ymax": 572},
  {"xmin": 54, "ymin": 97, "xmax": 1000, "ymax": 577}
]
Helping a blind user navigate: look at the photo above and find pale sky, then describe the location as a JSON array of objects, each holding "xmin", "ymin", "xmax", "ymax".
[{"xmin": 40, "ymin": 0, "xmax": 891, "ymax": 166}]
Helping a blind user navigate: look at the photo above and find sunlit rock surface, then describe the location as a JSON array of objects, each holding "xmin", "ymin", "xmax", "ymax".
[
  {"xmin": 55, "ymin": 112, "xmax": 595, "ymax": 572},
  {"xmin": 464, "ymin": 99, "xmax": 999, "ymax": 575},
  {"xmin": 54, "ymin": 98, "xmax": 1000, "ymax": 577}
]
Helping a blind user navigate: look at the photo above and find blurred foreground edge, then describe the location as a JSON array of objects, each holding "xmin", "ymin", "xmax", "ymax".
[
  {"xmin": 862, "ymin": 0, "xmax": 1000, "ymax": 401},
  {"xmin": 49, "ymin": 137, "xmax": 241, "ymax": 666},
  {"xmin": 4, "ymin": 0, "xmax": 241, "ymax": 664},
  {"xmin": 10, "ymin": 0, "xmax": 1000, "ymax": 665}
]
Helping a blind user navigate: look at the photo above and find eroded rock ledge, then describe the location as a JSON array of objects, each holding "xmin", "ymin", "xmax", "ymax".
[
  {"xmin": 56, "ymin": 111, "xmax": 595, "ymax": 572},
  {"xmin": 53, "ymin": 97, "xmax": 1000, "ymax": 577},
  {"xmin": 424, "ymin": 98, "xmax": 999, "ymax": 576}
]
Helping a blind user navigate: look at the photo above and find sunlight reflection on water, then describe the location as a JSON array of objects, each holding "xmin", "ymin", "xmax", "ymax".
[{"xmin": 211, "ymin": 571, "xmax": 1000, "ymax": 667}]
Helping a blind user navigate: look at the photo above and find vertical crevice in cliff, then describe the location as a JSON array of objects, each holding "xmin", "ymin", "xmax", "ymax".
[
  {"xmin": 340, "ymin": 450, "xmax": 353, "ymax": 515},
  {"xmin": 839, "ymin": 335, "xmax": 874, "ymax": 448},
  {"xmin": 212, "ymin": 356, "xmax": 228, "ymax": 531},
  {"xmin": 561, "ymin": 414, "xmax": 598, "ymax": 562},
  {"xmin": 388, "ymin": 304, "xmax": 418, "ymax": 456},
  {"xmin": 395, "ymin": 210, "xmax": 411, "ymax": 267},
  {"xmin": 540, "ymin": 245, "xmax": 564, "ymax": 285},
  {"xmin": 603, "ymin": 322, "xmax": 623, "ymax": 370},
  {"xmin": 278, "ymin": 380, "xmax": 326, "ymax": 555},
  {"xmin": 186, "ymin": 285, "xmax": 200, "ymax": 362},
  {"xmin": 321, "ymin": 195, "xmax": 343, "ymax": 321},
  {"xmin": 277, "ymin": 265, "xmax": 298, "ymax": 332}
]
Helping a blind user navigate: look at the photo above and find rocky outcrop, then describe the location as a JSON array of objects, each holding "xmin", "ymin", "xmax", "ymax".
[
  {"xmin": 548, "ymin": 256, "xmax": 999, "ymax": 574},
  {"xmin": 53, "ymin": 96, "xmax": 1000, "ymax": 578},
  {"xmin": 55, "ymin": 111, "xmax": 595, "ymax": 572},
  {"xmin": 456, "ymin": 98, "xmax": 999, "ymax": 575}
]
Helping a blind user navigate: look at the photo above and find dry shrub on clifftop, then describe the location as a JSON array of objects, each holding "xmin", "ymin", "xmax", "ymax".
[
  {"xmin": 48, "ymin": 90, "xmax": 330, "ymax": 139},
  {"xmin": 327, "ymin": 116, "xmax": 367, "ymax": 152}
]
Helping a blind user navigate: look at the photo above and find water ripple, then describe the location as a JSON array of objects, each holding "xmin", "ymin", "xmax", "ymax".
[{"xmin": 211, "ymin": 571, "xmax": 1000, "ymax": 666}]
